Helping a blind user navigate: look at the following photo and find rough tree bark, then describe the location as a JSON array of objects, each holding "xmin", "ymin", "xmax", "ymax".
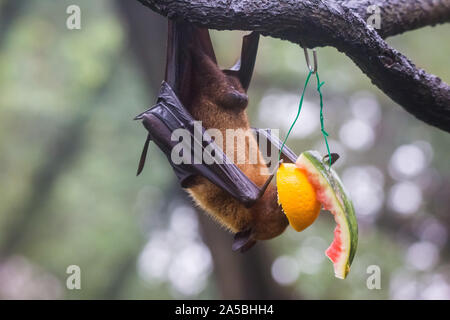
[
  {"xmin": 135, "ymin": 0, "xmax": 450, "ymax": 133},
  {"xmin": 341, "ymin": 0, "xmax": 450, "ymax": 38}
]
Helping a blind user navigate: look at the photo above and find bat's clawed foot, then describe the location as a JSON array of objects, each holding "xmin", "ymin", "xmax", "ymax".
[
  {"xmin": 232, "ymin": 229, "xmax": 257, "ymax": 253},
  {"xmin": 323, "ymin": 153, "xmax": 340, "ymax": 166}
]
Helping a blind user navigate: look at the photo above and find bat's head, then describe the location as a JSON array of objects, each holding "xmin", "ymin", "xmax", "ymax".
[
  {"xmin": 184, "ymin": 36, "xmax": 249, "ymax": 113},
  {"xmin": 233, "ymin": 186, "xmax": 289, "ymax": 253},
  {"xmin": 220, "ymin": 72, "xmax": 249, "ymax": 111}
]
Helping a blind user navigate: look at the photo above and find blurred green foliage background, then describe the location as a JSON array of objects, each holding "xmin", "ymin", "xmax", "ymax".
[{"xmin": 0, "ymin": 0, "xmax": 449, "ymax": 299}]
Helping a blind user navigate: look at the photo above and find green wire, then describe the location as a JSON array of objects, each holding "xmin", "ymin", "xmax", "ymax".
[
  {"xmin": 278, "ymin": 70, "xmax": 313, "ymax": 163},
  {"xmin": 316, "ymin": 72, "xmax": 332, "ymax": 168},
  {"xmin": 278, "ymin": 70, "xmax": 332, "ymax": 168}
]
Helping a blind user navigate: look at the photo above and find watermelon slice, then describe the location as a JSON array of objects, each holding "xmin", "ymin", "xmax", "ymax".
[{"xmin": 296, "ymin": 150, "xmax": 358, "ymax": 279}]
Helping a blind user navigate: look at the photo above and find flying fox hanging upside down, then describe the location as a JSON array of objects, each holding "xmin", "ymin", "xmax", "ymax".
[{"xmin": 135, "ymin": 21, "xmax": 298, "ymax": 252}]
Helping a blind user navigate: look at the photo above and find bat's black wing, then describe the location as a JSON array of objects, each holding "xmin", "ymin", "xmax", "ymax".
[
  {"xmin": 135, "ymin": 84, "xmax": 299, "ymax": 207},
  {"xmin": 136, "ymin": 82, "xmax": 262, "ymax": 206},
  {"xmin": 223, "ymin": 32, "xmax": 259, "ymax": 91}
]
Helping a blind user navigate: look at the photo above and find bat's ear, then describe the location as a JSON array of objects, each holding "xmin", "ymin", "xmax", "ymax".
[
  {"xmin": 232, "ymin": 229, "xmax": 257, "ymax": 253},
  {"xmin": 223, "ymin": 32, "xmax": 260, "ymax": 91}
]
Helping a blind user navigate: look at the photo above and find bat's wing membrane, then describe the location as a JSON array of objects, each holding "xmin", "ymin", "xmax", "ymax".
[
  {"xmin": 137, "ymin": 82, "xmax": 262, "ymax": 206},
  {"xmin": 223, "ymin": 32, "xmax": 260, "ymax": 91}
]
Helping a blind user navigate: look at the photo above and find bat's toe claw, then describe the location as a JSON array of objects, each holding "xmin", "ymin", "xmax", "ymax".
[
  {"xmin": 232, "ymin": 229, "xmax": 256, "ymax": 253},
  {"xmin": 323, "ymin": 153, "xmax": 340, "ymax": 166}
]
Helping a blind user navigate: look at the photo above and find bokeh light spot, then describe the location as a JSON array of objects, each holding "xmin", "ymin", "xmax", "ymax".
[
  {"xmin": 388, "ymin": 182, "xmax": 422, "ymax": 215},
  {"xmin": 405, "ymin": 241, "xmax": 439, "ymax": 271},
  {"xmin": 271, "ymin": 256, "xmax": 300, "ymax": 285},
  {"xmin": 339, "ymin": 119, "xmax": 375, "ymax": 151},
  {"xmin": 389, "ymin": 143, "xmax": 428, "ymax": 180},
  {"xmin": 342, "ymin": 166, "xmax": 385, "ymax": 217}
]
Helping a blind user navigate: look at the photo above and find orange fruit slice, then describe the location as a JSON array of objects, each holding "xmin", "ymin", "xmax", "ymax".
[{"xmin": 276, "ymin": 163, "xmax": 321, "ymax": 232}]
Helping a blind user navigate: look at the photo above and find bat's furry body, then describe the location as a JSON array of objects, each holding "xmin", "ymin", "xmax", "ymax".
[{"xmin": 185, "ymin": 51, "xmax": 288, "ymax": 241}]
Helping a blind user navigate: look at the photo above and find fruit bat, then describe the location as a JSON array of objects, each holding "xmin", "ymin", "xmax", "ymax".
[{"xmin": 135, "ymin": 20, "xmax": 298, "ymax": 252}]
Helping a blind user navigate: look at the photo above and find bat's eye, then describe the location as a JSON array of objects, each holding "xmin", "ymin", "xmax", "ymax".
[{"xmin": 219, "ymin": 89, "xmax": 248, "ymax": 110}]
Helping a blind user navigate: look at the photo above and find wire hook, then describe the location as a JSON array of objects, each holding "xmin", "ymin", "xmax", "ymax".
[{"xmin": 303, "ymin": 48, "xmax": 318, "ymax": 74}]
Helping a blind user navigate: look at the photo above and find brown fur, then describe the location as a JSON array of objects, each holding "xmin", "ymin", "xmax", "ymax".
[{"xmin": 185, "ymin": 52, "xmax": 288, "ymax": 240}]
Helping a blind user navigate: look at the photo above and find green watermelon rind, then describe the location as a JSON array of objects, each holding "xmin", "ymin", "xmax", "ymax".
[{"xmin": 297, "ymin": 150, "xmax": 358, "ymax": 279}]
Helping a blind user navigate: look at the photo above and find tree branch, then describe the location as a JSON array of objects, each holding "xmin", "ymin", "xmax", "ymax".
[
  {"xmin": 135, "ymin": 0, "xmax": 450, "ymax": 132},
  {"xmin": 333, "ymin": 11, "xmax": 450, "ymax": 133},
  {"xmin": 136, "ymin": 0, "xmax": 450, "ymax": 44},
  {"xmin": 341, "ymin": 0, "xmax": 450, "ymax": 38}
]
